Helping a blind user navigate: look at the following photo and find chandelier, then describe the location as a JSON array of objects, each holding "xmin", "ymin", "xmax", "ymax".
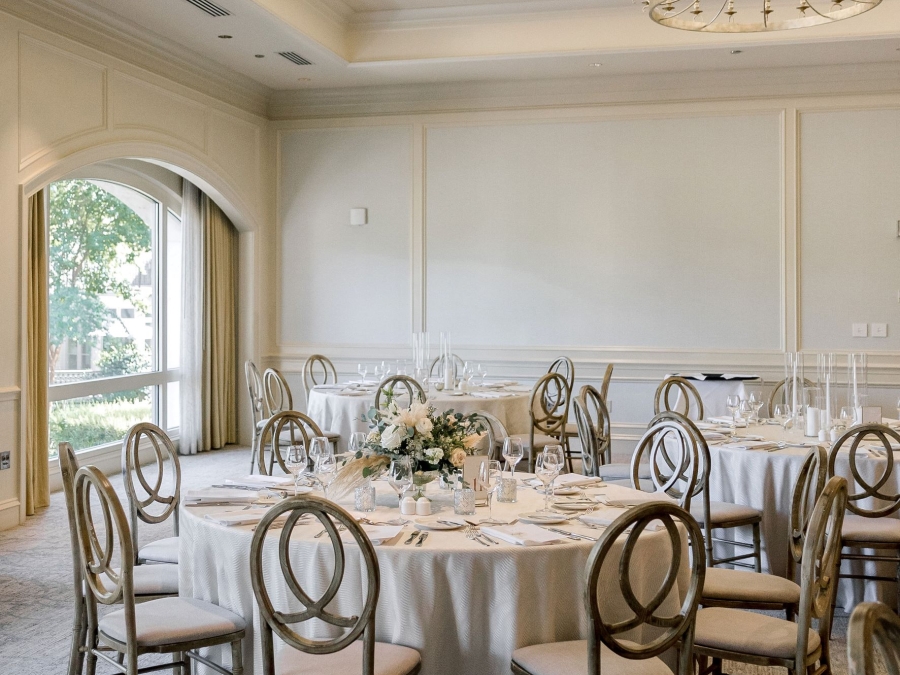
[{"xmin": 643, "ymin": 0, "xmax": 882, "ymax": 32}]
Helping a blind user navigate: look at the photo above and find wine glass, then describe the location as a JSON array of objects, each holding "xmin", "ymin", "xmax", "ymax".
[
  {"xmin": 748, "ymin": 390, "xmax": 765, "ymax": 423},
  {"xmin": 357, "ymin": 363, "xmax": 368, "ymax": 384},
  {"xmin": 479, "ymin": 460, "xmax": 502, "ymax": 524},
  {"xmin": 373, "ymin": 362, "xmax": 385, "ymax": 383},
  {"xmin": 773, "ymin": 403, "xmax": 791, "ymax": 429},
  {"xmin": 388, "ymin": 457, "xmax": 412, "ymax": 502},
  {"xmin": 896, "ymin": 396, "xmax": 900, "ymax": 423},
  {"xmin": 738, "ymin": 400, "xmax": 754, "ymax": 427},
  {"xmin": 502, "ymin": 437, "xmax": 524, "ymax": 477},
  {"xmin": 307, "ymin": 437, "xmax": 331, "ymax": 478},
  {"xmin": 476, "ymin": 363, "xmax": 487, "ymax": 386},
  {"xmin": 839, "ymin": 406, "xmax": 854, "ymax": 430},
  {"xmin": 349, "ymin": 431, "xmax": 367, "ymax": 455},
  {"xmin": 285, "ymin": 444, "xmax": 307, "ymax": 495},
  {"xmin": 314, "ymin": 454, "xmax": 337, "ymax": 500},
  {"xmin": 535, "ymin": 450, "xmax": 562, "ymax": 513},
  {"xmin": 725, "ymin": 395, "xmax": 741, "ymax": 424}
]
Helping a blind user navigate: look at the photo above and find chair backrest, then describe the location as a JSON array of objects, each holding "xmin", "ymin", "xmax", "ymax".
[
  {"xmin": 654, "ymin": 377, "xmax": 704, "ymax": 421},
  {"xmin": 121, "ymin": 422, "xmax": 180, "ymax": 561},
  {"xmin": 373, "ymin": 375, "xmax": 426, "ymax": 411},
  {"xmin": 600, "ymin": 363, "xmax": 614, "ymax": 402},
  {"xmin": 257, "ymin": 410, "xmax": 325, "ymax": 475},
  {"xmin": 848, "ymin": 601, "xmax": 900, "ymax": 675},
  {"xmin": 768, "ymin": 377, "xmax": 815, "ymax": 417},
  {"xmin": 548, "ymin": 356, "xmax": 575, "ymax": 396},
  {"xmin": 302, "ymin": 354, "xmax": 337, "ymax": 397},
  {"xmin": 585, "ymin": 501, "xmax": 705, "ymax": 675},
  {"xmin": 469, "ymin": 411, "xmax": 509, "ymax": 460},
  {"xmin": 579, "ymin": 384, "xmax": 611, "ymax": 470},
  {"xmin": 789, "ymin": 446, "xmax": 828, "ymax": 567},
  {"xmin": 263, "ymin": 367, "xmax": 293, "ymax": 416},
  {"xmin": 795, "ymin": 476, "xmax": 848, "ymax": 668},
  {"xmin": 429, "ymin": 354, "xmax": 464, "ymax": 380},
  {"xmin": 251, "ymin": 496, "xmax": 380, "ymax": 674},
  {"xmin": 529, "ymin": 372, "xmax": 570, "ymax": 437},
  {"xmin": 631, "ymin": 415, "xmax": 700, "ymax": 509},
  {"xmin": 828, "ymin": 424, "xmax": 900, "ymax": 518},
  {"xmin": 59, "ymin": 443, "xmax": 85, "ymax": 620},
  {"xmin": 245, "ymin": 359, "xmax": 267, "ymax": 428}
]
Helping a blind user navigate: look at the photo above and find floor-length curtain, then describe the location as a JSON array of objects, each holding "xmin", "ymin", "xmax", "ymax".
[
  {"xmin": 180, "ymin": 181, "xmax": 237, "ymax": 454},
  {"xmin": 26, "ymin": 189, "xmax": 50, "ymax": 513}
]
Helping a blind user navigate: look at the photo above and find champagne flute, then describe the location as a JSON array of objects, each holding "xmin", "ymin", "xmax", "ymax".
[
  {"xmin": 315, "ymin": 455, "xmax": 337, "ymax": 500},
  {"xmin": 479, "ymin": 459, "xmax": 502, "ymax": 524},
  {"xmin": 725, "ymin": 394, "xmax": 740, "ymax": 425},
  {"xmin": 285, "ymin": 444, "xmax": 307, "ymax": 495},
  {"xmin": 388, "ymin": 457, "xmax": 412, "ymax": 502},
  {"xmin": 502, "ymin": 437, "xmax": 524, "ymax": 477},
  {"xmin": 535, "ymin": 450, "xmax": 562, "ymax": 513},
  {"xmin": 357, "ymin": 363, "xmax": 368, "ymax": 385}
]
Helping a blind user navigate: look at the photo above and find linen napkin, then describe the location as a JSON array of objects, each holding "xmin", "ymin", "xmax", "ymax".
[
  {"xmin": 480, "ymin": 523, "xmax": 566, "ymax": 546},
  {"xmin": 225, "ymin": 475, "xmax": 294, "ymax": 489},
  {"xmin": 204, "ymin": 508, "xmax": 272, "ymax": 527},
  {"xmin": 528, "ymin": 474, "xmax": 604, "ymax": 489},
  {"xmin": 580, "ymin": 512, "xmax": 664, "ymax": 531},
  {"xmin": 342, "ymin": 525, "xmax": 403, "ymax": 546},
  {"xmin": 184, "ymin": 488, "xmax": 258, "ymax": 504},
  {"xmin": 483, "ymin": 380, "xmax": 517, "ymax": 387},
  {"xmin": 701, "ymin": 431, "xmax": 728, "ymax": 442},
  {"xmin": 471, "ymin": 391, "xmax": 515, "ymax": 399},
  {"xmin": 720, "ymin": 441, "xmax": 779, "ymax": 451},
  {"xmin": 707, "ymin": 416, "xmax": 737, "ymax": 426}
]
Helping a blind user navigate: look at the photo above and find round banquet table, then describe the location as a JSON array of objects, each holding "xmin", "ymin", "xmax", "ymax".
[
  {"xmin": 307, "ymin": 383, "xmax": 533, "ymax": 453},
  {"xmin": 703, "ymin": 420, "xmax": 900, "ymax": 611},
  {"xmin": 179, "ymin": 480, "xmax": 691, "ymax": 675}
]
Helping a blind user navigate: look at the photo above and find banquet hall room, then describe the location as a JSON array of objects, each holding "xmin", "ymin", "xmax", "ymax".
[{"xmin": 2, "ymin": 0, "xmax": 900, "ymax": 674}]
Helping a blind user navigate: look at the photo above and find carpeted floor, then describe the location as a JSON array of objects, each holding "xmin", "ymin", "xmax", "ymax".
[{"xmin": 0, "ymin": 444, "xmax": 877, "ymax": 674}]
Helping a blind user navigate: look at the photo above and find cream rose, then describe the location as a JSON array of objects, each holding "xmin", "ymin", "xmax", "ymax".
[
  {"xmin": 380, "ymin": 425, "xmax": 404, "ymax": 450},
  {"xmin": 450, "ymin": 448, "xmax": 467, "ymax": 468}
]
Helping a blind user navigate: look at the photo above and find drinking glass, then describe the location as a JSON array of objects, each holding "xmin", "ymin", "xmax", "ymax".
[
  {"xmin": 748, "ymin": 390, "xmax": 765, "ymax": 422},
  {"xmin": 773, "ymin": 403, "xmax": 790, "ymax": 429},
  {"xmin": 476, "ymin": 363, "xmax": 487, "ymax": 386},
  {"xmin": 285, "ymin": 444, "xmax": 307, "ymax": 495},
  {"xmin": 314, "ymin": 455, "xmax": 337, "ymax": 500},
  {"xmin": 535, "ymin": 450, "xmax": 562, "ymax": 513},
  {"xmin": 373, "ymin": 363, "xmax": 385, "ymax": 382},
  {"xmin": 725, "ymin": 394, "xmax": 741, "ymax": 424},
  {"xmin": 388, "ymin": 457, "xmax": 412, "ymax": 502},
  {"xmin": 738, "ymin": 400, "xmax": 754, "ymax": 427},
  {"xmin": 839, "ymin": 406, "xmax": 854, "ymax": 430},
  {"xmin": 357, "ymin": 363, "xmax": 368, "ymax": 384},
  {"xmin": 502, "ymin": 437, "xmax": 524, "ymax": 477},
  {"xmin": 349, "ymin": 431, "xmax": 368, "ymax": 455},
  {"xmin": 896, "ymin": 396, "xmax": 900, "ymax": 423},
  {"xmin": 479, "ymin": 459, "xmax": 502, "ymax": 524},
  {"xmin": 307, "ymin": 437, "xmax": 331, "ymax": 479}
]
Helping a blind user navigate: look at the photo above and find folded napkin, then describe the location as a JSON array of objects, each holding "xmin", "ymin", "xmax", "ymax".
[
  {"xmin": 604, "ymin": 492, "xmax": 675, "ymax": 507},
  {"xmin": 339, "ymin": 391, "xmax": 367, "ymax": 397},
  {"xmin": 184, "ymin": 488, "xmax": 258, "ymax": 504},
  {"xmin": 707, "ymin": 416, "xmax": 737, "ymax": 426},
  {"xmin": 701, "ymin": 431, "xmax": 728, "ymax": 442},
  {"xmin": 314, "ymin": 384, "xmax": 347, "ymax": 390},
  {"xmin": 528, "ymin": 474, "xmax": 604, "ymax": 489},
  {"xmin": 471, "ymin": 391, "xmax": 515, "ymax": 399},
  {"xmin": 720, "ymin": 441, "xmax": 779, "ymax": 451},
  {"xmin": 225, "ymin": 475, "xmax": 293, "ymax": 489},
  {"xmin": 204, "ymin": 508, "xmax": 272, "ymax": 527},
  {"xmin": 483, "ymin": 380, "xmax": 517, "ymax": 387},
  {"xmin": 342, "ymin": 525, "xmax": 403, "ymax": 546},
  {"xmin": 580, "ymin": 512, "xmax": 664, "ymax": 531},
  {"xmin": 480, "ymin": 523, "xmax": 566, "ymax": 546},
  {"xmin": 505, "ymin": 386, "xmax": 532, "ymax": 393}
]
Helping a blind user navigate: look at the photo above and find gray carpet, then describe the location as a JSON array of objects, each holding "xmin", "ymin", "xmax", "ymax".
[{"xmin": 0, "ymin": 445, "xmax": 874, "ymax": 674}]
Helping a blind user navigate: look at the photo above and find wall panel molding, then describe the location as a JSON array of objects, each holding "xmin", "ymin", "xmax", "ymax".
[{"xmin": 0, "ymin": 386, "xmax": 21, "ymax": 403}]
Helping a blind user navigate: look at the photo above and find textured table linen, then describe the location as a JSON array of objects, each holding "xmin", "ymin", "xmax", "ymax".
[
  {"xmin": 705, "ymin": 422, "xmax": 900, "ymax": 611},
  {"xmin": 672, "ymin": 379, "xmax": 754, "ymax": 418},
  {"xmin": 180, "ymin": 481, "xmax": 691, "ymax": 675},
  {"xmin": 307, "ymin": 385, "xmax": 532, "ymax": 453}
]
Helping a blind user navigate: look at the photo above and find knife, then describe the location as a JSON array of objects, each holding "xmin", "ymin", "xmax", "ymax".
[
  {"xmin": 415, "ymin": 532, "xmax": 429, "ymax": 547},
  {"xmin": 542, "ymin": 526, "xmax": 598, "ymax": 542},
  {"xmin": 404, "ymin": 531, "xmax": 419, "ymax": 545}
]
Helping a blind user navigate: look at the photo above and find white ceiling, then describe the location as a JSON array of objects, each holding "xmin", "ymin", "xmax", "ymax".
[{"xmin": 60, "ymin": 0, "xmax": 900, "ymax": 91}]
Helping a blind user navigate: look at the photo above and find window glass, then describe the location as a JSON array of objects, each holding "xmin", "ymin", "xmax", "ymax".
[
  {"xmin": 167, "ymin": 210, "xmax": 182, "ymax": 370},
  {"xmin": 49, "ymin": 386, "xmax": 154, "ymax": 457}
]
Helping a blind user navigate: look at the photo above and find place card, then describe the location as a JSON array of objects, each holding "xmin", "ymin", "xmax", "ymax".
[{"xmin": 463, "ymin": 455, "xmax": 488, "ymax": 501}]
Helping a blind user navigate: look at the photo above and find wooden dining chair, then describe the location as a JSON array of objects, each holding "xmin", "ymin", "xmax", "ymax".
[
  {"xmin": 768, "ymin": 376, "xmax": 815, "ymax": 418},
  {"xmin": 511, "ymin": 501, "xmax": 706, "ymax": 675},
  {"xmin": 121, "ymin": 423, "xmax": 180, "ymax": 566},
  {"xmin": 699, "ymin": 446, "xmax": 828, "ymax": 620},
  {"xmin": 61, "ymin": 443, "xmax": 178, "ymax": 675},
  {"xmin": 264, "ymin": 366, "xmax": 340, "ymax": 453},
  {"xmin": 257, "ymin": 410, "xmax": 325, "ymax": 476},
  {"xmin": 250, "ymin": 496, "xmax": 422, "ymax": 675},
  {"xmin": 630, "ymin": 414, "xmax": 700, "ymax": 508},
  {"xmin": 74, "ymin": 465, "xmax": 245, "ymax": 675},
  {"xmin": 302, "ymin": 353, "xmax": 338, "ymax": 398},
  {"xmin": 654, "ymin": 376, "xmax": 704, "ymax": 421},
  {"xmin": 374, "ymin": 374, "xmax": 426, "ymax": 411},
  {"xmin": 848, "ymin": 601, "xmax": 900, "ymax": 675},
  {"xmin": 694, "ymin": 476, "xmax": 848, "ymax": 675},
  {"xmin": 524, "ymin": 372, "xmax": 570, "ymax": 473},
  {"xmin": 827, "ymin": 423, "xmax": 900, "ymax": 615},
  {"xmin": 469, "ymin": 410, "xmax": 509, "ymax": 461},
  {"xmin": 245, "ymin": 360, "xmax": 269, "ymax": 473},
  {"xmin": 599, "ymin": 363, "xmax": 614, "ymax": 403},
  {"xmin": 548, "ymin": 357, "xmax": 580, "ymax": 472},
  {"xmin": 429, "ymin": 354, "xmax": 464, "ymax": 381}
]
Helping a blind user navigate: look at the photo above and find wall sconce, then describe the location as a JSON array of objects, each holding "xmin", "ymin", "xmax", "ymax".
[{"xmin": 350, "ymin": 208, "xmax": 367, "ymax": 226}]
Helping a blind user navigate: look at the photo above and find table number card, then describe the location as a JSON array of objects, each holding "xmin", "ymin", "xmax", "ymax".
[{"xmin": 463, "ymin": 455, "xmax": 488, "ymax": 502}]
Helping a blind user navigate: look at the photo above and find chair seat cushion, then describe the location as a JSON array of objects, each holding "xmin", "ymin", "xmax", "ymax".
[
  {"xmin": 323, "ymin": 430, "xmax": 341, "ymax": 440},
  {"xmin": 701, "ymin": 568, "xmax": 800, "ymax": 605},
  {"xmin": 564, "ymin": 423, "xmax": 579, "ymax": 436},
  {"xmin": 523, "ymin": 434, "xmax": 562, "ymax": 449},
  {"xmin": 695, "ymin": 607, "xmax": 819, "ymax": 660},
  {"xmin": 99, "ymin": 564, "xmax": 179, "ymax": 597},
  {"xmin": 842, "ymin": 514, "xmax": 900, "ymax": 544},
  {"xmin": 138, "ymin": 536, "xmax": 179, "ymax": 564},
  {"xmin": 597, "ymin": 463, "xmax": 651, "ymax": 481},
  {"xmin": 692, "ymin": 501, "xmax": 762, "ymax": 526},
  {"xmin": 511, "ymin": 639, "xmax": 672, "ymax": 675},
  {"xmin": 278, "ymin": 639, "xmax": 421, "ymax": 675},
  {"xmin": 99, "ymin": 597, "xmax": 245, "ymax": 648},
  {"xmin": 607, "ymin": 478, "xmax": 656, "ymax": 492}
]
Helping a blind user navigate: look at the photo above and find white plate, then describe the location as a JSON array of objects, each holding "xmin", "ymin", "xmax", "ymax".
[
  {"xmin": 552, "ymin": 501, "xmax": 596, "ymax": 512},
  {"xmin": 413, "ymin": 517, "xmax": 465, "ymax": 530},
  {"xmin": 519, "ymin": 512, "xmax": 569, "ymax": 524},
  {"xmin": 535, "ymin": 486, "xmax": 580, "ymax": 496}
]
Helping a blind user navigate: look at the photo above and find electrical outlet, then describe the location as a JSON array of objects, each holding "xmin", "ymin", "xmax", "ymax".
[
  {"xmin": 852, "ymin": 323, "xmax": 868, "ymax": 338},
  {"xmin": 872, "ymin": 323, "xmax": 888, "ymax": 338},
  {"xmin": 0, "ymin": 452, "xmax": 9, "ymax": 470}
]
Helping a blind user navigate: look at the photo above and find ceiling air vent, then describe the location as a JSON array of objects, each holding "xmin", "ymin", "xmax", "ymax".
[
  {"xmin": 184, "ymin": 0, "xmax": 231, "ymax": 17},
  {"xmin": 278, "ymin": 51, "xmax": 314, "ymax": 66}
]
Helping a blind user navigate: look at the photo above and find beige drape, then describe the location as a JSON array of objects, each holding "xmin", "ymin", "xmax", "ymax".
[{"xmin": 26, "ymin": 190, "xmax": 50, "ymax": 514}]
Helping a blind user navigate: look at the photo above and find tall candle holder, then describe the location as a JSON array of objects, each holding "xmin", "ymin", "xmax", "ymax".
[
  {"xmin": 816, "ymin": 353, "xmax": 836, "ymax": 433},
  {"xmin": 847, "ymin": 353, "xmax": 868, "ymax": 425}
]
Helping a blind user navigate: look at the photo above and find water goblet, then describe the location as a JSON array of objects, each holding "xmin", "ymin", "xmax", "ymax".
[
  {"xmin": 476, "ymin": 363, "xmax": 487, "ymax": 386},
  {"xmin": 388, "ymin": 457, "xmax": 412, "ymax": 502},
  {"xmin": 725, "ymin": 394, "xmax": 741, "ymax": 425},
  {"xmin": 314, "ymin": 455, "xmax": 337, "ymax": 500},
  {"xmin": 349, "ymin": 431, "xmax": 368, "ymax": 456},
  {"xmin": 357, "ymin": 363, "xmax": 368, "ymax": 384},
  {"xmin": 738, "ymin": 400, "xmax": 754, "ymax": 427},
  {"xmin": 748, "ymin": 390, "xmax": 765, "ymax": 423},
  {"xmin": 479, "ymin": 459, "xmax": 502, "ymax": 524},
  {"xmin": 839, "ymin": 406, "xmax": 854, "ymax": 430},
  {"xmin": 285, "ymin": 444, "xmax": 307, "ymax": 495},
  {"xmin": 535, "ymin": 450, "xmax": 562, "ymax": 513},
  {"xmin": 373, "ymin": 363, "xmax": 385, "ymax": 383},
  {"xmin": 773, "ymin": 403, "xmax": 790, "ymax": 429},
  {"xmin": 502, "ymin": 437, "xmax": 524, "ymax": 477}
]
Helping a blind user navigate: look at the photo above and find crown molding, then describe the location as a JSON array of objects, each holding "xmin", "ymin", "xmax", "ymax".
[
  {"xmin": 268, "ymin": 61, "xmax": 900, "ymax": 119},
  {"xmin": 0, "ymin": 0, "xmax": 271, "ymax": 117}
]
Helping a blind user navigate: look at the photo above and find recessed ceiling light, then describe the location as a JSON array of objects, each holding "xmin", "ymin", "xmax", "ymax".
[
  {"xmin": 731, "ymin": 49, "xmax": 743, "ymax": 54},
  {"xmin": 255, "ymin": 54, "xmax": 265, "ymax": 58},
  {"xmin": 218, "ymin": 35, "xmax": 233, "ymax": 39},
  {"xmin": 589, "ymin": 62, "xmax": 603, "ymax": 67}
]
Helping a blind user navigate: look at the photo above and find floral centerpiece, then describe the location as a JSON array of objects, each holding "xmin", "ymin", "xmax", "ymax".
[{"xmin": 329, "ymin": 399, "xmax": 485, "ymax": 500}]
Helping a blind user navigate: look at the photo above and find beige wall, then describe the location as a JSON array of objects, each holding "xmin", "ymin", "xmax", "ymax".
[{"xmin": 0, "ymin": 10, "xmax": 272, "ymax": 529}]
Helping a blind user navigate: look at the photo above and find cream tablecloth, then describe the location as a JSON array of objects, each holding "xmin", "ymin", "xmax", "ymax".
[
  {"xmin": 307, "ymin": 383, "xmax": 532, "ymax": 453},
  {"xmin": 704, "ymin": 421, "xmax": 900, "ymax": 611},
  {"xmin": 179, "ymin": 480, "xmax": 690, "ymax": 675}
]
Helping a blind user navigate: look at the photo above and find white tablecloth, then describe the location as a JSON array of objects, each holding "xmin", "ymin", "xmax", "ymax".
[
  {"xmin": 671, "ymin": 378, "xmax": 757, "ymax": 418},
  {"xmin": 704, "ymin": 420, "xmax": 900, "ymax": 611},
  {"xmin": 307, "ymin": 384, "xmax": 532, "ymax": 453},
  {"xmin": 179, "ymin": 481, "xmax": 691, "ymax": 675}
]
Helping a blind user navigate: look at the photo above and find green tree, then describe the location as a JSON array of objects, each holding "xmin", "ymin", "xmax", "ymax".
[
  {"xmin": 95, "ymin": 338, "xmax": 150, "ymax": 402},
  {"xmin": 48, "ymin": 180, "xmax": 151, "ymax": 381}
]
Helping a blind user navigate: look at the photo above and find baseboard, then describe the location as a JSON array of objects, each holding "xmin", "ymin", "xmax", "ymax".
[{"xmin": 0, "ymin": 497, "xmax": 21, "ymax": 530}]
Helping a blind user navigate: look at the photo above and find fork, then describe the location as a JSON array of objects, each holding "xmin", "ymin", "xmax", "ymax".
[
  {"xmin": 464, "ymin": 525, "xmax": 490, "ymax": 546},
  {"xmin": 314, "ymin": 524, "xmax": 345, "ymax": 538}
]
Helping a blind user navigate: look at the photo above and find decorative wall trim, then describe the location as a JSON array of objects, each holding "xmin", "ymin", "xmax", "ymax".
[
  {"xmin": 0, "ymin": 386, "xmax": 21, "ymax": 403},
  {"xmin": 0, "ymin": 498, "xmax": 21, "ymax": 531}
]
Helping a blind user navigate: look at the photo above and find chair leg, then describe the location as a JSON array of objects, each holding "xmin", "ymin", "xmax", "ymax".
[
  {"xmin": 84, "ymin": 622, "xmax": 98, "ymax": 675},
  {"xmin": 125, "ymin": 648, "xmax": 137, "ymax": 675},
  {"xmin": 752, "ymin": 522, "xmax": 762, "ymax": 573},
  {"xmin": 69, "ymin": 599, "xmax": 87, "ymax": 675},
  {"xmin": 231, "ymin": 639, "xmax": 244, "ymax": 675},
  {"xmin": 173, "ymin": 650, "xmax": 184, "ymax": 675}
]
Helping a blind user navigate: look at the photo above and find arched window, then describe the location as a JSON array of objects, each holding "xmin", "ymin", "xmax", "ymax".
[{"xmin": 47, "ymin": 172, "xmax": 181, "ymax": 457}]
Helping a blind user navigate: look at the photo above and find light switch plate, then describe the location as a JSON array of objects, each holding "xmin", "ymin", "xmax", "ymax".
[
  {"xmin": 0, "ymin": 452, "xmax": 9, "ymax": 470},
  {"xmin": 872, "ymin": 323, "xmax": 888, "ymax": 338},
  {"xmin": 852, "ymin": 323, "xmax": 868, "ymax": 338}
]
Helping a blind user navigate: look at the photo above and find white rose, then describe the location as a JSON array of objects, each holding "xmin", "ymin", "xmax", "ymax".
[
  {"xmin": 450, "ymin": 448, "xmax": 467, "ymax": 468},
  {"xmin": 416, "ymin": 417, "xmax": 433, "ymax": 435},
  {"xmin": 424, "ymin": 447, "xmax": 444, "ymax": 463},
  {"xmin": 381, "ymin": 425, "xmax": 404, "ymax": 450},
  {"xmin": 366, "ymin": 431, "xmax": 380, "ymax": 444}
]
